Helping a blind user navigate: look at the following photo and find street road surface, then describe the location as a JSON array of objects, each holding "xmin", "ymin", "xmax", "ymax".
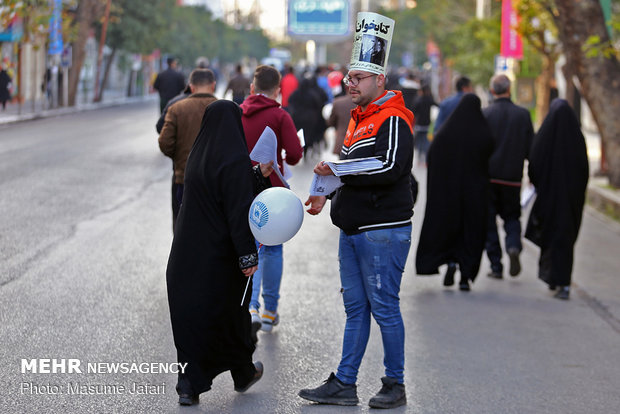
[{"xmin": 1, "ymin": 102, "xmax": 619, "ymax": 413}]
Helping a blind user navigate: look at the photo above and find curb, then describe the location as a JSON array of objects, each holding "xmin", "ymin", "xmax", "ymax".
[
  {"xmin": 0, "ymin": 95, "xmax": 156, "ymax": 126},
  {"xmin": 587, "ymin": 178, "xmax": 620, "ymax": 222}
]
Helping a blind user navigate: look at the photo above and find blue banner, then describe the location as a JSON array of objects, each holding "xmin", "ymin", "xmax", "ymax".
[{"xmin": 48, "ymin": 0, "xmax": 63, "ymax": 55}]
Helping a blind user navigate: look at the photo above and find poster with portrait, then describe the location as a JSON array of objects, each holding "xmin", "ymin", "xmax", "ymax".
[{"xmin": 349, "ymin": 12, "xmax": 395, "ymax": 75}]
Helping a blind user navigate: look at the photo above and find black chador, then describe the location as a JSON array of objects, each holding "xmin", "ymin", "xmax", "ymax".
[
  {"xmin": 166, "ymin": 100, "xmax": 260, "ymax": 397},
  {"xmin": 416, "ymin": 93, "xmax": 494, "ymax": 282},
  {"xmin": 525, "ymin": 99, "xmax": 588, "ymax": 289}
]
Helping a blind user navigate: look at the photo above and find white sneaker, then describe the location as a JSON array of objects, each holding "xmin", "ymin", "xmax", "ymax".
[
  {"xmin": 250, "ymin": 308, "xmax": 262, "ymax": 343},
  {"xmin": 261, "ymin": 310, "xmax": 279, "ymax": 332}
]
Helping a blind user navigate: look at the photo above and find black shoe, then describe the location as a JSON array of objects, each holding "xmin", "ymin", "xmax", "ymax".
[
  {"xmin": 487, "ymin": 271, "xmax": 503, "ymax": 279},
  {"xmin": 234, "ymin": 361, "xmax": 264, "ymax": 392},
  {"xmin": 368, "ymin": 376, "xmax": 406, "ymax": 409},
  {"xmin": 178, "ymin": 393, "xmax": 199, "ymax": 406},
  {"xmin": 459, "ymin": 278, "xmax": 470, "ymax": 291},
  {"xmin": 443, "ymin": 264, "xmax": 456, "ymax": 286},
  {"xmin": 508, "ymin": 248, "xmax": 521, "ymax": 276},
  {"xmin": 548, "ymin": 284, "xmax": 556, "ymax": 291},
  {"xmin": 298, "ymin": 372, "xmax": 359, "ymax": 406},
  {"xmin": 554, "ymin": 286, "xmax": 570, "ymax": 300}
]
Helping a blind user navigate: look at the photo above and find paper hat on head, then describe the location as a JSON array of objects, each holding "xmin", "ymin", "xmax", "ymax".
[{"xmin": 349, "ymin": 12, "xmax": 395, "ymax": 76}]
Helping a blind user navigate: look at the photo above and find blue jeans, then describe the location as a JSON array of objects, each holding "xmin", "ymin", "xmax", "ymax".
[
  {"xmin": 336, "ymin": 225, "xmax": 412, "ymax": 385},
  {"xmin": 250, "ymin": 244, "xmax": 283, "ymax": 313}
]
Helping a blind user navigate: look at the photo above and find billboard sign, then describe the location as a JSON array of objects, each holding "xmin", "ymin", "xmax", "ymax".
[{"xmin": 287, "ymin": 0, "xmax": 350, "ymax": 37}]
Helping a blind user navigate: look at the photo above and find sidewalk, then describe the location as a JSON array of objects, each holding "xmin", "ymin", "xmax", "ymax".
[
  {"xmin": 583, "ymin": 129, "xmax": 620, "ymax": 221},
  {"xmin": 0, "ymin": 91, "xmax": 157, "ymax": 126}
]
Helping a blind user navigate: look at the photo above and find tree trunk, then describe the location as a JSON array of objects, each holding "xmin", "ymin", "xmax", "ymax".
[
  {"xmin": 68, "ymin": 0, "xmax": 105, "ymax": 107},
  {"xmin": 97, "ymin": 47, "xmax": 116, "ymax": 102},
  {"xmin": 535, "ymin": 55, "xmax": 553, "ymax": 127},
  {"xmin": 554, "ymin": 0, "xmax": 620, "ymax": 187}
]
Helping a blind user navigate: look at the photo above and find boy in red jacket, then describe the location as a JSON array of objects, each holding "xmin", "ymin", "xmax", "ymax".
[{"xmin": 240, "ymin": 65, "xmax": 304, "ymax": 341}]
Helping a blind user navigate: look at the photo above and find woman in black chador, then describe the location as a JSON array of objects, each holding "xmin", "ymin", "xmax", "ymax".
[
  {"xmin": 166, "ymin": 100, "xmax": 267, "ymax": 405},
  {"xmin": 415, "ymin": 93, "xmax": 494, "ymax": 291},
  {"xmin": 525, "ymin": 99, "xmax": 589, "ymax": 300}
]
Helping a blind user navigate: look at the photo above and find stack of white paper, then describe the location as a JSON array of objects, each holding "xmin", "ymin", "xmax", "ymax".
[{"xmin": 325, "ymin": 157, "xmax": 383, "ymax": 177}]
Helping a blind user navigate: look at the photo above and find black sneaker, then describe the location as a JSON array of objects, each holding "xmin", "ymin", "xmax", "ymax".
[
  {"xmin": 234, "ymin": 361, "xmax": 263, "ymax": 392},
  {"xmin": 368, "ymin": 376, "xmax": 406, "ymax": 409},
  {"xmin": 508, "ymin": 248, "xmax": 521, "ymax": 276},
  {"xmin": 178, "ymin": 393, "xmax": 199, "ymax": 406},
  {"xmin": 443, "ymin": 263, "xmax": 456, "ymax": 286},
  {"xmin": 459, "ymin": 278, "xmax": 470, "ymax": 291},
  {"xmin": 487, "ymin": 271, "xmax": 503, "ymax": 279},
  {"xmin": 298, "ymin": 372, "xmax": 359, "ymax": 406}
]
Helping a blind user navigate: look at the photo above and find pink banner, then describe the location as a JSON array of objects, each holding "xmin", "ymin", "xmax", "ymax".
[{"xmin": 500, "ymin": 0, "xmax": 523, "ymax": 59}]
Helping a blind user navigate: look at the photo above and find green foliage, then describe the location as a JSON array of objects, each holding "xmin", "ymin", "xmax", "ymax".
[
  {"xmin": 157, "ymin": 5, "xmax": 271, "ymax": 67},
  {"xmin": 379, "ymin": 1, "xmax": 500, "ymax": 85},
  {"xmin": 513, "ymin": 0, "xmax": 559, "ymax": 57},
  {"xmin": 441, "ymin": 13, "xmax": 501, "ymax": 87},
  {"xmin": 104, "ymin": 0, "xmax": 174, "ymax": 55},
  {"xmin": 583, "ymin": 11, "xmax": 620, "ymax": 59},
  {"xmin": 0, "ymin": 0, "xmax": 52, "ymax": 45},
  {"xmin": 379, "ymin": 7, "xmax": 428, "ymax": 69}
]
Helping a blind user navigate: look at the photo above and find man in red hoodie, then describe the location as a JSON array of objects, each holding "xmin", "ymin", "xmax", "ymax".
[{"xmin": 240, "ymin": 65, "xmax": 303, "ymax": 342}]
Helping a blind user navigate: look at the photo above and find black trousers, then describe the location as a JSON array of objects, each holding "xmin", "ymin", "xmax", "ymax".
[{"xmin": 485, "ymin": 183, "xmax": 522, "ymax": 273}]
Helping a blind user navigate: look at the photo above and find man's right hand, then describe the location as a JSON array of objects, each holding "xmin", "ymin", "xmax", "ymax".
[
  {"xmin": 313, "ymin": 161, "xmax": 334, "ymax": 176},
  {"xmin": 305, "ymin": 195, "xmax": 326, "ymax": 215}
]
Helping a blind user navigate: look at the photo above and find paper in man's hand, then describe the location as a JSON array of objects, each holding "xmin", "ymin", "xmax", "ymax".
[
  {"xmin": 249, "ymin": 126, "xmax": 290, "ymax": 188},
  {"xmin": 309, "ymin": 174, "xmax": 343, "ymax": 196}
]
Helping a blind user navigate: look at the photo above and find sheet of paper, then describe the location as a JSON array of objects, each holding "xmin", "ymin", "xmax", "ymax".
[
  {"xmin": 520, "ymin": 184, "xmax": 536, "ymax": 208},
  {"xmin": 297, "ymin": 129, "xmax": 305, "ymax": 148},
  {"xmin": 283, "ymin": 162, "xmax": 293, "ymax": 180},
  {"xmin": 249, "ymin": 126, "xmax": 290, "ymax": 188},
  {"xmin": 309, "ymin": 174, "xmax": 343, "ymax": 196}
]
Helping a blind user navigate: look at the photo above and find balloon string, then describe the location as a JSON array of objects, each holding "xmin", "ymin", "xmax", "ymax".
[{"xmin": 240, "ymin": 244, "xmax": 263, "ymax": 306}]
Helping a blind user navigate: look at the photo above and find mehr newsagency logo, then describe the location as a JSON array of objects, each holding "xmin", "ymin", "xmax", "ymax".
[{"xmin": 19, "ymin": 358, "xmax": 186, "ymax": 396}]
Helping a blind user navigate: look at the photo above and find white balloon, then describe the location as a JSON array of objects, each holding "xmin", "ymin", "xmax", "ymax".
[{"xmin": 248, "ymin": 187, "xmax": 304, "ymax": 246}]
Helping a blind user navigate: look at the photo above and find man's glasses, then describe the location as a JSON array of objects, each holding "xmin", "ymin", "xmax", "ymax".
[{"xmin": 344, "ymin": 73, "xmax": 377, "ymax": 87}]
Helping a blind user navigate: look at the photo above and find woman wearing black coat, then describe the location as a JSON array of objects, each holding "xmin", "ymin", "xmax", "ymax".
[{"xmin": 525, "ymin": 99, "xmax": 589, "ymax": 300}]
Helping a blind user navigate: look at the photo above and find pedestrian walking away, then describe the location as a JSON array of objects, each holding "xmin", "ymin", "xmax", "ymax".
[
  {"xmin": 153, "ymin": 57, "xmax": 186, "ymax": 113},
  {"xmin": 483, "ymin": 74, "xmax": 534, "ymax": 280},
  {"xmin": 416, "ymin": 93, "xmax": 494, "ymax": 291},
  {"xmin": 300, "ymin": 12, "xmax": 414, "ymax": 409},
  {"xmin": 155, "ymin": 56, "xmax": 212, "ymax": 135},
  {"xmin": 287, "ymin": 75, "xmax": 328, "ymax": 157},
  {"xmin": 240, "ymin": 65, "xmax": 303, "ymax": 342},
  {"xmin": 524, "ymin": 99, "xmax": 589, "ymax": 300},
  {"xmin": 280, "ymin": 64, "xmax": 298, "ymax": 112},
  {"xmin": 158, "ymin": 69, "xmax": 217, "ymax": 232},
  {"xmin": 431, "ymin": 75, "xmax": 474, "ymax": 277},
  {"xmin": 165, "ymin": 100, "xmax": 272, "ymax": 406},
  {"xmin": 433, "ymin": 75, "xmax": 473, "ymax": 134},
  {"xmin": 411, "ymin": 83, "xmax": 438, "ymax": 166},
  {"xmin": 0, "ymin": 65, "xmax": 12, "ymax": 111},
  {"xmin": 225, "ymin": 64, "xmax": 251, "ymax": 105}
]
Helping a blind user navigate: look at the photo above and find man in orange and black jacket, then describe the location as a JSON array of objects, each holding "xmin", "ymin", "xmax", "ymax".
[{"xmin": 300, "ymin": 68, "xmax": 415, "ymax": 409}]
